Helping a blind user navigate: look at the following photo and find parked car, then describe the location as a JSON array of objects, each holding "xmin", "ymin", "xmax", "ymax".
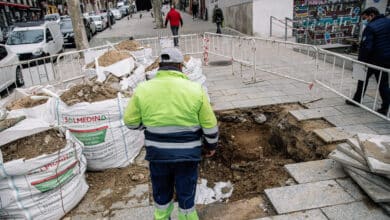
[
  {"xmin": 118, "ymin": 6, "xmax": 129, "ymax": 17},
  {"xmin": 44, "ymin": 13, "xmax": 61, "ymax": 23},
  {"xmin": 90, "ymin": 15, "xmax": 106, "ymax": 31},
  {"xmin": 60, "ymin": 18, "xmax": 93, "ymax": 47},
  {"xmin": 111, "ymin": 9, "xmax": 122, "ymax": 20},
  {"xmin": 6, "ymin": 21, "xmax": 64, "ymax": 61},
  {"xmin": 87, "ymin": 17, "xmax": 97, "ymax": 35},
  {"xmin": 2, "ymin": 26, "xmax": 15, "ymax": 44},
  {"xmin": 0, "ymin": 44, "xmax": 23, "ymax": 92}
]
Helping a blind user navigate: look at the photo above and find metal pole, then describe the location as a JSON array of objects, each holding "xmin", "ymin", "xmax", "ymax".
[
  {"xmin": 270, "ymin": 16, "xmax": 273, "ymax": 37},
  {"xmin": 285, "ymin": 17, "xmax": 288, "ymax": 41}
]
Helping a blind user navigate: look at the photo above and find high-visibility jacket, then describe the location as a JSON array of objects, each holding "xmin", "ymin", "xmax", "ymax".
[{"xmin": 124, "ymin": 67, "xmax": 218, "ymax": 162}]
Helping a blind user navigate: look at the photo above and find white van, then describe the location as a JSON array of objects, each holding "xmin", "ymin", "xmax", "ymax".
[{"xmin": 6, "ymin": 21, "xmax": 64, "ymax": 61}]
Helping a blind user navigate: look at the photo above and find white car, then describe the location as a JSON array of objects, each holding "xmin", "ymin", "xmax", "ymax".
[
  {"xmin": 0, "ymin": 44, "xmax": 23, "ymax": 92},
  {"xmin": 90, "ymin": 16, "xmax": 106, "ymax": 31},
  {"xmin": 111, "ymin": 9, "xmax": 122, "ymax": 20},
  {"xmin": 44, "ymin": 13, "xmax": 61, "ymax": 23}
]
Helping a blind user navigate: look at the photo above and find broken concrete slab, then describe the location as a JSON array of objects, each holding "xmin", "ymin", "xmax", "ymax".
[
  {"xmin": 264, "ymin": 180, "xmax": 355, "ymax": 214},
  {"xmin": 314, "ymin": 127, "xmax": 352, "ymax": 143},
  {"xmin": 329, "ymin": 150, "xmax": 370, "ymax": 172},
  {"xmin": 345, "ymin": 167, "xmax": 390, "ymax": 203},
  {"xmin": 347, "ymin": 166, "xmax": 390, "ymax": 192},
  {"xmin": 321, "ymin": 201, "xmax": 389, "ymax": 220},
  {"xmin": 357, "ymin": 134, "xmax": 390, "ymax": 175},
  {"xmin": 347, "ymin": 138, "xmax": 364, "ymax": 157},
  {"xmin": 335, "ymin": 178, "xmax": 367, "ymax": 201},
  {"xmin": 110, "ymin": 184, "xmax": 149, "ymax": 209},
  {"xmin": 289, "ymin": 107, "xmax": 341, "ymax": 121},
  {"xmin": 336, "ymin": 143, "xmax": 367, "ymax": 165},
  {"xmin": 70, "ymin": 188, "xmax": 111, "ymax": 214},
  {"xmin": 254, "ymin": 209, "xmax": 327, "ymax": 220},
  {"xmin": 284, "ymin": 159, "xmax": 346, "ymax": 184}
]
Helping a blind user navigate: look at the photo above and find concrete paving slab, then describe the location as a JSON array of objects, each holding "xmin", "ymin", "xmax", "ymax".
[
  {"xmin": 284, "ymin": 159, "xmax": 346, "ymax": 184},
  {"xmin": 345, "ymin": 167, "xmax": 390, "ymax": 203},
  {"xmin": 346, "ymin": 166, "xmax": 390, "ymax": 192},
  {"xmin": 329, "ymin": 150, "xmax": 370, "ymax": 172},
  {"xmin": 379, "ymin": 203, "xmax": 390, "ymax": 215},
  {"xmin": 289, "ymin": 107, "xmax": 341, "ymax": 121},
  {"xmin": 346, "ymin": 138, "xmax": 364, "ymax": 156},
  {"xmin": 336, "ymin": 143, "xmax": 367, "ymax": 165},
  {"xmin": 110, "ymin": 184, "xmax": 149, "ymax": 209},
  {"xmin": 321, "ymin": 201, "xmax": 389, "ymax": 220},
  {"xmin": 110, "ymin": 203, "xmax": 179, "ymax": 220},
  {"xmin": 314, "ymin": 127, "xmax": 352, "ymax": 143},
  {"xmin": 358, "ymin": 134, "xmax": 390, "ymax": 175},
  {"xmin": 254, "ymin": 209, "xmax": 327, "ymax": 220},
  {"xmin": 335, "ymin": 178, "xmax": 367, "ymax": 201},
  {"xmin": 264, "ymin": 180, "xmax": 355, "ymax": 214}
]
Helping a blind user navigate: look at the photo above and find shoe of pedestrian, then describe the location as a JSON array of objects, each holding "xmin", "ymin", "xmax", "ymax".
[
  {"xmin": 345, "ymin": 99, "xmax": 358, "ymax": 107},
  {"xmin": 377, "ymin": 107, "xmax": 389, "ymax": 116}
]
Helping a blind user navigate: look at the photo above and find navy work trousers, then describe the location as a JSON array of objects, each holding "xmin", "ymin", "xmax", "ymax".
[{"xmin": 150, "ymin": 161, "xmax": 198, "ymax": 210}]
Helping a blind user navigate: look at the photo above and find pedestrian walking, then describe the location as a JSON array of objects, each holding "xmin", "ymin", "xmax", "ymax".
[
  {"xmin": 346, "ymin": 7, "xmax": 390, "ymax": 116},
  {"xmin": 124, "ymin": 47, "xmax": 219, "ymax": 220},
  {"xmin": 165, "ymin": 5, "xmax": 183, "ymax": 47},
  {"xmin": 212, "ymin": 5, "xmax": 224, "ymax": 34},
  {"xmin": 192, "ymin": 0, "xmax": 199, "ymax": 20}
]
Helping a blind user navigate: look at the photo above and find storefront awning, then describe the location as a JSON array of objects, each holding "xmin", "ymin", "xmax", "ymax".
[{"xmin": 0, "ymin": 1, "xmax": 30, "ymax": 9}]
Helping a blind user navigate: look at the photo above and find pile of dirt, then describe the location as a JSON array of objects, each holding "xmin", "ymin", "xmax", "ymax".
[
  {"xmin": 145, "ymin": 58, "xmax": 159, "ymax": 72},
  {"xmin": 85, "ymin": 165, "xmax": 149, "ymax": 210},
  {"xmin": 60, "ymin": 82, "xmax": 119, "ymax": 106},
  {"xmin": 86, "ymin": 50, "xmax": 131, "ymax": 68},
  {"xmin": 1, "ymin": 129, "xmax": 66, "ymax": 162},
  {"xmin": 6, "ymin": 94, "xmax": 48, "ymax": 111},
  {"xmin": 200, "ymin": 103, "xmax": 334, "ymax": 201},
  {"xmin": 115, "ymin": 40, "xmax": 142, "ymax": 51}
]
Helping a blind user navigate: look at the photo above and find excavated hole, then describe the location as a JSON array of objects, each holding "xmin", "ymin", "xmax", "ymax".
[{"xmin": 200, "ymin": 103, "xmax": 335, "ymax": 201}]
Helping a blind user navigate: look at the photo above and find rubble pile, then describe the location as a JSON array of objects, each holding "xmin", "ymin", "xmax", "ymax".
[
  {"xmin": 329, "ymin": 133, "xmax": 390, "ymax": 214},
  {"xmin": 115, "ymin": 39, "xmax": 142, "ymax": 51},
  {"xmin": 6, "ymin": 94, "xmax": 48, "ymax": 110},
  {"xmin": 60, "ymin": 81, "xmax": 120, "ymax": 106},
  {"xmin": 86, "ymin": 50, "xmax": 132, "ymax": 68}
]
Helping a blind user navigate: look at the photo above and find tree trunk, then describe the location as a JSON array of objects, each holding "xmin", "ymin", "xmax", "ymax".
[
  {"xmin": 152, "ymin": 0, "xmax": 163, "ymax": 28},
  {"xmin": 67, "ymin": 0, "xmax": 89, "ymax": 50}
]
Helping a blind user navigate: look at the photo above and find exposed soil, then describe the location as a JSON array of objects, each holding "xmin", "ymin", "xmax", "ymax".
[
  {"xmin": 6, "ymin": 94, "xmax": 48, "ymax": 110},
  {"xmin": 60, "ymin": 82, "xmax": 120, "ymax": 106},
  {"xmin": 115, "ymin": 40, "xmax": 142, "ymax": 51},
  {"xmin": 85, "ymin": 165, "xmax": 149, "ymax": 210},
  {"xmin": 200, "ymin": 103, "xmax": 334, "ymax": 201},
  {"xmin": 86, "ymin": 50, "xmax": 131, "ymax": 68},
  {"xmin": 1, "ymin": 129, "xmax": 66, "ymax": 162}
]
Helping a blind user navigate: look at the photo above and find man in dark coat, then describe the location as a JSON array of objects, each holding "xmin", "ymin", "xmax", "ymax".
[
  {"xmin": 347, "ymin": 7, "xmax": 390, "ymax": 116},
  {"xmin": 212, "ymin": 5, "xmax": 224, "ymax": 34}
]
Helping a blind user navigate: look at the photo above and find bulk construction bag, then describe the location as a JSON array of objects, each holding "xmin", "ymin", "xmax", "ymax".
[
  {"xmin": 0, "ymin": 131, "xmax": 88, "ymax": 220},
  {"xmin": 51, "ymin": 95, "xmax": 144, "ymax": 171}
]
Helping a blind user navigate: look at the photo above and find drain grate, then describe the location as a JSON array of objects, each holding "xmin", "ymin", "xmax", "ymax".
[{"xmin": 208, "ymin": 60, "xmax": 232, "ymax": 66}]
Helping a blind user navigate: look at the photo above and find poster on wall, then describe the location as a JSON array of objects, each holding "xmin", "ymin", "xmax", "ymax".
[{"xmin": 295, "ymin": 5, "xmax": 309, "ymax": 17}]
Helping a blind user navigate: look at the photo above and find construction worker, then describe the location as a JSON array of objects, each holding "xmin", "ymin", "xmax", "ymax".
[{"xmin": 124, "ymin": 48, "xmax": 219, "ymax": 220}]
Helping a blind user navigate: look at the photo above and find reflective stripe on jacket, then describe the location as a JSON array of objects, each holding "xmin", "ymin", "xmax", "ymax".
[{"xmin": 124, "ymin": 68, "xmax": 218, "ymax": 162}]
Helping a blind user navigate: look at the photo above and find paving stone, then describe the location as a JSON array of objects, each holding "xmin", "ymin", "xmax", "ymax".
[
  {"xmin": 335, "ymin": 178, "xmax": 367, "ymax": 200},
  {"xmin": 314, "ymin": 127, "xmax": 353, "ymax": 143},
  {"xmin": 305, "ymin": 97, "xmax": 345, "ymax": 108},
  {"xmin": 254, "ymin": 209, "xmax": 327, "ymax": 220},
  {"xmin": 346, "ymin": 138, "xmax": 364, "ymax": 156},
  {"xmin": 346, "ymin": 166, "xmax": 390, "ymax": 192},
  {"xmin": 69, "ymin": 213, "xmax": 106, "ymax": 220},
  {"xmin": 70, "ymin": 189, "xmax": 111, "ymax": 214},
  {"xmin": 345, "ymin": 167, "xmax": 390, "ymax": 203},
  {"xmin": 284, "ymin": 159, "xmax": 346, "ymax": 184},
  {"xmin": 336, "ymin": 143, "xmax": 367, "ymax": 165},
  {"xmin": 110, "ymin": 203, "xmax": 179, "ymax": 220},
  {"xmin": 340, "ymin": 125, "xmax": 377, "ymax": 136},
  {"xmin": 358, "ymin": 134, "xmax": 390, "ymax": 175},
  {"xmin": 321, "ymin": 201, "xmax": 389, "ymax": 220},
  {"xmin": 289, "ymin": 107, "xmax": 341, "ymax": 121},
  {"xmin": 379, "ymin": 203, "xmax": 390, "ymax": 215},
  {"xmin": 264, "ymin": 180, "xmax": 355, "ymax": 214},
  {"xmin": 110, "ymin": 184, "xmax": 149, "ymax": 209},
  {"xmin": 329, "ymin": 150, "xmax": 370, "ymax": 172}
]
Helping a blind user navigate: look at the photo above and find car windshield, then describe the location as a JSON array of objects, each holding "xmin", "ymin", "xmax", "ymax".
[
  {"xmin": 45, "ymin": 15, "xmax": 58, "ymax": 21},
  {"xmin": 60, "ymin": 20, "xmax": 73, "ymax": 29},
  {"xmin": 91, "ymin": 16, "xmax": 101, "ymax": 21},
  {"xmin": 6, "ymin": 29, "xmax": 44, "ymax": 45}
]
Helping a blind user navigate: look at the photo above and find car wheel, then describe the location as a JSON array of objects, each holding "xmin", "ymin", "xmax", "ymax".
[{"xmin": 15, "ymin": 67, "xmax": 24, "ymax": 87}]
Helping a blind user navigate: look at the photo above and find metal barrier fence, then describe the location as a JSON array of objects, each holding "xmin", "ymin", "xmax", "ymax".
[{"xmin": 1, "ymin": 32, "xmax": 389, "ymax": 120}]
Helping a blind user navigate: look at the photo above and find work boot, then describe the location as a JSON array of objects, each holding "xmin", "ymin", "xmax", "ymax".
[
  {"xmin": 178, "ymin": 210, "xmax": 199, "ymax": 220},
  {"xmin": 154, "ymin": 202, "xmax": 174, "ymax": 220}
]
